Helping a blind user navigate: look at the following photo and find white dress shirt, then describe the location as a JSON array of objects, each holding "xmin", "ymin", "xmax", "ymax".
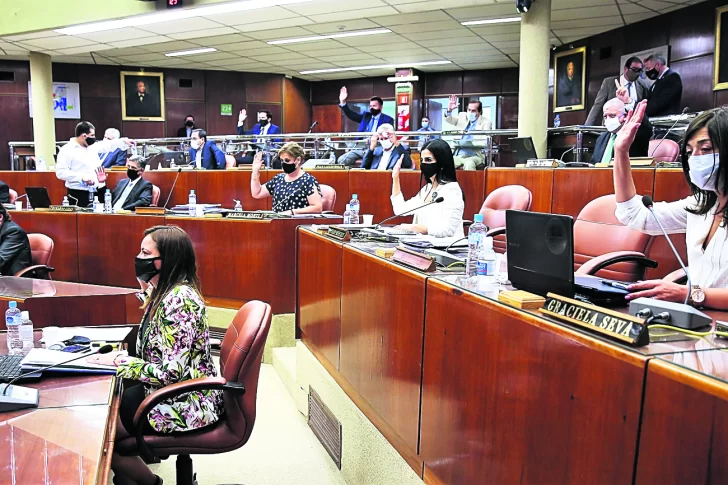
[
  {"xmin": 195, "ymin": 149, "xmax": 203, "ymax": 169},
  {"xmin": 56, "ymin": 138, "xmax": 103, "ymax": 191},
  {"xmin": 390, "ymin": 181, "xmax": 465, "ymax": 238},
  {"xmin": 615, "ymin": 194, "xmax": 728, "ymax": 289},
  {"xmin": 113, "ymin": 178, "xmax": 139, "ymax": 211},
  {"xmin": 256, "ymin": 124, "xmax": 269, "ymax": 144},
  {"xmin": 620, "ymin": 74, "xmax": 638, "ymax": 111},
  {"xmin": 376, "ymin": 148, "xmax": 396, "ymax": 170}
]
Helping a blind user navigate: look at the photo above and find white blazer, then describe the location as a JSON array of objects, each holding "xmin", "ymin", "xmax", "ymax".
[{"xmin": 390, "ymin": 181, "xmax": 465, "ymax": 238}]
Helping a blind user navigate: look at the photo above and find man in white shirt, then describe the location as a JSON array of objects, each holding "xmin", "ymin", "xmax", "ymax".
[
  {"xmin": 111, "ymin": 157, "xmax": 153, "ymax": 211},
  {"xmin": 56, "ymin": 121, "xmax": 108, "ymax": 207}
]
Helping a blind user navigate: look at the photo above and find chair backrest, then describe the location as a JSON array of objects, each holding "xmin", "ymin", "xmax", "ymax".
[
  {"xmin": 28, "ymin": 233, "xmax": 54, "ymax": 267},
  {"xmin": 479, "ymin": 185, "xmax": 533, "ymax": 253},
  {"xmin": 225, "ymin": 154, "xmax": 237, "ymax": 169},
  {"xmin": 8, "ymin": 189, "xmax": 17, "ymax": 204},
  {"xmin": 574, "ymin": 194, "xmax": 654, "ymax": 281},
  {"xmin": 219, "ymin": 301, "xmax": 272, "ymax": 446},
  {"xmin": 151, "ymin": 185, "xmax": 161, "ymax": 206},
  {"xmin": 649, "ymin": 139, "xmax": 680, "ymax": 163},
  {"xmin": 319, "ymin": 184, "xmax": 336, "ymax": 212}
]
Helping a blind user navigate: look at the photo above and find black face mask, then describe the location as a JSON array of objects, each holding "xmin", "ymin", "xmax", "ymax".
[
  {"xmin": 135, "ymin": 256, "xmax": 161, "ymax": 283},
  {"xmin": 127, "ymin": 169, "xmax": 140, "ymax": 180},
  {"xmin": 282, "ymin": 162, "xmax": 297, "ymax": 174},
  {"xmin": 370, "ymin": 108, "xmax": 381, "ymax": 116},
  {"xmin": 421, "ymin": 163, "xmax": 438, "ymax": 180},
  {"xmin": 258, "ymin": 119, "xmax": 269, "ymax": 127},
  {"xmin": 645, "ymin": 68, "xmax": 659, "ymax": 80},
  {"xmin": 185, "ymin": 120, "xmax": 194, "ymax": 127},
  {"xmin": 625, "ymin": 70, "xmax": 640, "ymax": 82},
  {"xmin": 86, "ymin": 137, "xmax": 96, "ymax": 146}
]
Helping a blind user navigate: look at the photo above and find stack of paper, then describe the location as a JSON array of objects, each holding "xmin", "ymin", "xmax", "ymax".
[{"xmin": 20, "ymin": 348, "xmax": 122, "ymax": 374}]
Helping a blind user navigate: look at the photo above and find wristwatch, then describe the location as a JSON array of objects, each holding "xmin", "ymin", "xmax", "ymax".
[{"xmin": 689, "ymin": 285, "xmax": 706, "ymax": 308}]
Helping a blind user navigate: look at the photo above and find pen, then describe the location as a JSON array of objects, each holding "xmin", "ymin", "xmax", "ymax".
[{"xmin": 601, "ymin": 280, "xmax": 630, "ymax": 291}]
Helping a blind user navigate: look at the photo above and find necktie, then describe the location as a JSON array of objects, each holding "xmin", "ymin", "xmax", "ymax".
[
  {"xmin": 366, "ymin": 117, "xmax": 375, "ymax": 133},
  {"xmin": 626, "ymin": 82, "xmax": 633, "ymax": 99},
  {"xmin": 602, "ymin": 133, "xmax": 617, "ymax": 163}
]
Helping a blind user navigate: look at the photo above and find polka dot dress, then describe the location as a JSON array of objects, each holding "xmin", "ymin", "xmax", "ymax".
[{"xmin": 266, "ymin": 172, "xmax": 321, "ymax": 212}]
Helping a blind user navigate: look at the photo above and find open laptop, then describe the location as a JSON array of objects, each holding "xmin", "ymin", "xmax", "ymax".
[
  {"xmin": 505, "ymin": 210, "xmax": 628, "ymax": 305},
  {"xmin": 509, "ymin": 137, "xmax": 538, "ymax": 164},
  {"xmin": 25, "ymin": 187, "xmax": 52, "ymax": 209}
]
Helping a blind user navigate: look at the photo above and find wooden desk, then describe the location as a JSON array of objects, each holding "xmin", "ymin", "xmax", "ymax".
[
  {"xmin": 484, "ymin": 167, "xmax": 554, "ymax": 213},
  {"xmin": 13, "ymin": 210, "xmax": 80, "ymax": 282},
  {"xmin": 305, "ymin": 170, "xmax": 350, "ymax": 215},
  {"xmin": 196, "ymin": 170, "xmax": 270, "ymax": 211}
]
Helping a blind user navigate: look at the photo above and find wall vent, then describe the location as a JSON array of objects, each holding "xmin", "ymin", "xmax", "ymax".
[{"xmin": 308, "ymin": 387, "xmax": 342, "ymax": 469}]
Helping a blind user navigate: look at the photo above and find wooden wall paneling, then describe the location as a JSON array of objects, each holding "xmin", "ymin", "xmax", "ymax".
[
  {"xmin": 425, "ymin": 72, "xmax": 463, "ymax": 97},
  {"xmin": 77, "ymin": 65, "xmax": 120, "ymax": 98},
  {"xmin": 244, "ymin": 103, "xmax": 283, "ymax": 132},
  {"xmin": 498, "ymin": 95, "xmax": 518, "ymax": 129},
  {"xmin": 371, "ymin": 77, "xmax": 393, "ymax": 99},
  {"xmin": 671, "ymin": 56, "xmax": 714, "ymax": 113},
  {"xmin": 308, "ymin": 170, "xmax": 349, "ymax": 214},
  {"xmin": 164, "ymin": 68, "xmax": 205, "ymax": 101},
  {"xmin": 349, "ymin": 170, "xmax": 421, "ymax": 223},
  {"xmin": 0, "ymin": 60, "xmax": 31, "ymax": 95},
  {"xmin": 54, "ymin": 120, "xmax": 76, "ymax": 141},
  {"xmin": 204, "ymin": 71, "xmax": 246, "ymax": 137},
  {"xmin": 462, "ymin": 69, "xmax": 502, "ymax": 95},
  {"xmin": 52, "ymin": 63, "xmax": 79, "ymax": 83},
  {"xmin": 143, "ymin": 170, "xmax": 196, "ymax": 208},
  {"xmin": 421, "ymin": 278, "xmax": 645, "ymax": 485},
  {"xmin": 340, "ymin": 78, "xmax": 377, "ymax": 101},
  {"xmin": 165, "ymin": 100, "xmax": 206, "ymax": 138},
  {"xmin": 27, "ymin": 172, "xmax": 65, "ymax": 205},
  {"xmin": 457, "ymin": 170, "xmax": 486, "ymax": 219},
  {"xmin": 715, "ymin": 89, "xmax": 728, "ymax": 107},
  {"xmin": 12, "ymin": 211, "xmax": 79, "ymax": 282},
  {"xmin": 121, "ymin": 121, "xmax": 165, "ymax": 140},
  {"xmin": 0, "ymin": 171, "xmax": 28, "ymax": 198},
  {"xmin": 310, "ymin": 80, "xmax": 343, "ymax": 105},
  {"xmin": 244, "ymin": 73, "xmax": 283, "ymax": 103},
  {"xmin": 312, "ymin": 105, "xmax": 342, "ymax": 134},
  {"xmin": 0, "ymin": 96, "xmax": 32, "ymax": 169},
  {"xmin": 283, "ymin": 77, "xmax": 312, "ymax": 134},
  {"xmin": 668, "ymin": 0, "xmax": 716, "ymax": 61},
  {"xmin": 195, "ymin": 170, "xmax": 268, "ymax": 210},
  {"xmin": 500, "ymin": 68, "xmax": 519, "ymax": 93},
  {"xmin": 586, "ymin": 31, "xmax": 626, "ymax": 81},
  {"xmin": 485, "ymin": 168, "xmax": 554, "ymax": 213},
  {"xmin": 81, "ymin": 98, "xmax": 123, "ymax": 137},
  {"xmin": 622, "ymin": 16, "xmax": 669, "ymax": 54}
]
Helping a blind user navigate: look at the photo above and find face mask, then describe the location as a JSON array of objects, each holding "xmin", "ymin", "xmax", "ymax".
[
  {"xmin": 421, "ymin": 163, "xmax": 438, "ymax": 180},
  {"xmin": 282, "ymin": 161, "xmax": 297, "ymax": 174},
  {"xmin": 625, "ymin": 70, "xmax": 640, "ymax": 82},
  {"xmin": 86, "ymin": 136, "xmax": 96, "ymax": 146},
  {"xmin": 689, "ymin": 153, "xmax": 721, "ymax": 192},
  {"xmin": 127, "ymin": 168, "xmax": 140, "ymax": 180},
  {"xmin": 604, "ymin": 116, "xmax": 623, "ymax": 133},
  {"xmin": 191, "ymin": 139, "xmax": 202, "ymax": 150},
  {"xmin": 646, "ymin": 68, "xmax": 659, "ymax": 80},
  {"xmin": 422, "ymin": 122, "xmax": 429, "ymax": 129},
  {"xmin": 381, "ymin": 138, "xmax": 393, "ymax": 150},
  {"xmin": 135, "ymin": 256, "xmax": 161, "ymax": 283},
  {"xmin": 468, "ymin": 112, "xmax": 477, "ymax": 123},
  {"xmin": 258, "ymin": 119, "xmax": 269, "ymax": 127},
  {"xmin": 185, "ymin": 120, "xmax": 194, "ymax": 127},
  {"xmin": 370, "ymin": 108, "xmax": 381, "ymax": 116}
]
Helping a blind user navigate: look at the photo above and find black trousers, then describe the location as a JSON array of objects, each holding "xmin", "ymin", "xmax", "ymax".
[
  {"xmin": 119, "ymin": 381, "xmax": 157, "ymax": 436},
  {"xmin": 67, "ymin": 186, "xmax": 106, "ymax": 208}
]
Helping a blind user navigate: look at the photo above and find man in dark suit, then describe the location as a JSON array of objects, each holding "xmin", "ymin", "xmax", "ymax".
[
  {"xmin": 189, "ymin": 129, "xmax": 226, "ymax": 170},
  {"xmin": 125, "ymin": 80, "xmax": 160, "ymax": 118},
  {"xmin": 557, "ymin": 61, "xmax": 582, "ymax": 107},
  {"xmin": 177, "ymin": 115, "xmax": 195, "ymax": 138},
  {"xmin": 338, "ymin": 86, "xmax": 395, "ymax": 166},
  {"xmin": 0, "ymin": 204, "xmax": 31, "ymax": 276},
  {"xmin": 235, "ymin": 109, "xmax": 282, "ymax": 165},
  {"xmin": 361, "ymin": 124, "xmax": 414, "ymax": 170},
  {"xmin": 585, "ymin": 56, "xmax": 649, "ymax": 126},
  {"xmin": 592, "ymin": 98, "xmax": 652, "ymax": 164},
  {"xmin": 644, "ymin": 54, "xmax": 683, "ymax": 118},
  {"xmin": 112, "ymin": 157, "xmax": 153, "ymax": 211}
]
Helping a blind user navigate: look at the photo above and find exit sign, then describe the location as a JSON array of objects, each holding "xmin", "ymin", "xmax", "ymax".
[{"xmin": 167, "ymin": 0, "xmax": 183, "ymax": 8}]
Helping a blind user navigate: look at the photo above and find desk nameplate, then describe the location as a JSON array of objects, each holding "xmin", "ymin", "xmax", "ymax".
[
  {"xmin": 227, "ymin": 211, "xmax": 278, "ymax": 220},
  {"xmin": 539, "ymin": 293, "xmax": 649, "ymax": 347},
  {"xmin": 49, "ymin": 205, "xmax": 77, "ymax": 212},
  {"xmin": 134, "ymin": 207, "xmax": 165, "ymax": 216},
  {"xmin": 313, "ymin": 165, "xmax": 347, "ymax": 170},
  {"xmin": 392, "ymin": 246, "xmax": 436, "ymax": 272},
  {"xmin": 327, "ymin": 226, "xmax": 351, "ymax": 241}
]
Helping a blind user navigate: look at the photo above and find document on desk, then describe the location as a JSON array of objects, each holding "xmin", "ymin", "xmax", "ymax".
[
  {"xmin": 20, "ymin": 348, "xmax": 123, "ymax": 374},
  {"xmin": 39, "ymin": 326, "xmax": 133, "ymax": 344}
]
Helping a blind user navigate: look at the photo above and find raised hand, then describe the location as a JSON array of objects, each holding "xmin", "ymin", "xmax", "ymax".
[
  {"xmin": 339, "ymin": 86, "xmax": 348, "ymax": 104},
  {"xmin": 252, "ymin": 151, "xmax": 264, "ymax": 172},
  {"xmin": 448, "ymin": 94, "xmax": 458, "ymax": 112},
  {"xmin": 615, "ymin": 100, "xmax": 647, "ymax": 154},
  {"xmin": 238, "ymin": 109, "xmax": 247, "ymax": 124},
  {"xmin": 392, "ymin": 154, "xmax": 404, "ymax": 179},
  {"xmin": 96, "ymin": 166, "xmax": 107, "ymax": 184},
  {"xmin": 615, "ymin": 78, "xmax": 630, "ymax": 104},
  {"xmin": 370, "ymin": 133, "xmax": 379, "ymax": 150}
]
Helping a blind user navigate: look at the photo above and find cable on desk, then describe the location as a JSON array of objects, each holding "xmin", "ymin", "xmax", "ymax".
[{"xmin": 647, "ymin": 324, "xmax": 713, "ymax": 338}]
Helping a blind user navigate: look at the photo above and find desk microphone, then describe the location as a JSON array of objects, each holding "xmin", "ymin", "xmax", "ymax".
[
  {"xmin": 0, "ymin": 344, "xmax": 114, "ymax": 412},
  {"xmin": 67, "ymin": 193, "xmax": 79, "ymax": 207},
  {"xmin": 273, "ymin": 186, "xmax": 304, "ymax": 213},
  {"xmin": 626, "ymin": 196, "xmax": 711, "ymax": 329},
  {"xmin": 649, "ymin": 107, "xmax": 689, "ymax": 157},
  {"xmin": 307, "ymin": 121, "xmax": 318, "ymax": 133},
  {"xmin": 375, "ymin": 197, "xmax": 444, "ymax": 229},
  {"xmin": 163, "ymin": 167, "xmax": 183, "ymax": 210}
]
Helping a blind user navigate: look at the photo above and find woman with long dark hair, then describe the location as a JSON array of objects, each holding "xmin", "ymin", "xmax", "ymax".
[
  {"xmin": 90, "ymin": 226, "xmax": 222, "ymax": 485},
  {"xmin": 613, "ymin": 100, "xmax": 728, "ymax": 309},
  {"xmin": 390, "ymin": 138, "xmax": 465, "ymax": 237}
]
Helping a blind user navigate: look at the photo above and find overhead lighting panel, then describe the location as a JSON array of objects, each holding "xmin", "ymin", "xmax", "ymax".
[{"xmin": 268, "ymin": 28, "xmax": 392, "ymax": 45}]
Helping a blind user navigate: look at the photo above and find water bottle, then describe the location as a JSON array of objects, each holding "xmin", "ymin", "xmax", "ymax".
[
  {"xmin": 5, "ymin": 301, "xmax": 22, "ymax": 355},
  {"xmin": 234, "ymin": 200, "xmax": 243, "ymax": 212},
  {"xmin": 188, "ymin": 190, "xmax": 197, "ymax": 216},
  {"xmin": 343, "ymin": 204, "xmax": 351, "ymax": 225},
  {"xmin": 89, "ymin": 188, "xmax": 95, "ymax": 208},
  {"xmin": 476, "ymin": 236, "xmax": 496, "ymax": 277},
  {"xmin": 329, "ymin": 151, "xmax": 336, "ymax": 164},
  {"xmin": 19, "ymin": 311, "xmax": 33, "ymax": 352},
  {"xmin": 349, "ymin": 194, "xmax": 360, "ymax": 224},
  {"xmin": 93, "ymin": 196, "xmax": 102, "ymax": 212},
  {"xmin": 62, "ymin": 196, "xmax": 69, "ymax": 207},
  {"xmin": 27, "ymin": 196, "xmax": 32, "ymax": 210},
  {"xmin": 104, "ymin": 189, "xmax": 112, "ymax": 213},
  {"xmin": 466, "ymin": 214, "xmax": 487, "ymax": 278},
  {"xmin": 554, "ymin": 114, "xmax": 561, "ymax": 128}
]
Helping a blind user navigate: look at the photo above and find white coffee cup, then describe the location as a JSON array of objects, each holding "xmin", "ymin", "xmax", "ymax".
[
  {"xmin": 14, "ymin": 201, "xmax": 22, "ymax": 211},
  {"xmin": 195, "ymin": 205, "xmax": 204, "ymax": 217},
  {"xmin": 43, "ymin": 326, "xmax": 60, "ymax": 345},
  {"xmin": 362, "ymin": 214, "xmax": 374, "ymax": 225}
]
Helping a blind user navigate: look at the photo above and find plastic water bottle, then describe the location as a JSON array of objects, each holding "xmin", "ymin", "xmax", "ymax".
[
  {"xmin": 19, "ymin": 311, "xmax": 33, "ymax": 352},
  {"xmin": 93, "ymin": 196, "xmax": 102, "ymax": 213},
  {"xmin": 104, "ymin": 189, "xmax": 112, "ymax": 213},
  {"xmin": 554, "ymin": 114, "xmax": 561, "ymax": 128},
  {"xmin": 188, "ymin": 190, "xmax": 197, "ymax": 216},
  {"xmin": 62, "ymin": 196, "xmax": 70, "ymax": 207},
  {"xmin": 329, "ymin": 151, "xmax": 336, "ymax": 164},
  {"xmin": 349, "ymin": 194, "xmax": 360, "ymax": 224},
  {"xmin": 5, "ymin": 301, "xmax": 22, "ymax": 355},
  {"xmin": 343, "ymin": 204, "xmax": 351, "ymax": 224},
  {"xmin": 466, "ymin": 214, "xmax": 487, "ymax": 278},
  {"xmin": 477, "ymin": 236, "xmax": 496, "ymax": 277}
]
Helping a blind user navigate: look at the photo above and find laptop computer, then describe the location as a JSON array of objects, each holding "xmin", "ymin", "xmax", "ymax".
[
  {"xmin": 505, "ymin": 210, "xmax": 628, "ymax": 305},
  {"xmin": 25, "ymin": 187, "xmax": 52, "ymax": 209},
  {"xmin": 509, "ymin": 137, "xmax": 538, "ymax": 164}
]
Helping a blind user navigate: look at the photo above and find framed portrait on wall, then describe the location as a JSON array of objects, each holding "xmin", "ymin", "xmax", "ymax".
[
  {"xmin": 714, "ymin": 6, "xmax": 728, "ymax": 90},
  {"xmin": 121, "ymin": 71, "xmax": 165, "ymax": 121},
  {"xmin": 553, "ymin": 47, "xmax": 586, "ymax": 113}
]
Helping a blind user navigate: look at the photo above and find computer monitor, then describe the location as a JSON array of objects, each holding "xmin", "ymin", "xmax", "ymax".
[
  {"xmin": 509, "ymin": 137, "xmax": 538, "ymax": 164},
  {"xmin": 25, "ymin": 187, "xmax": 52, "ymax": 209},
  {"xmin": 506, "ymin": 210, "xmax": 575, "ymax": 298}
]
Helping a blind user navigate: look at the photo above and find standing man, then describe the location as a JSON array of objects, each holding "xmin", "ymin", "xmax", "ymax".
[
  {"xmin": 585, "ymin": 56, "xmax": 649, "ymax": 126},
  {"xmin": 644, "ymin": 54, "xmax": 683, "ymax": 117},
  {"xmin": 337, "ymin": 87, "xmax": 395, "ymax": 166},
  {"xmin": 56, "ymin": 121, "xmax": 108, "ymax": 207},
  {"xmin": 112, "ymin": 156, "xmax": 153, "ymax": 211},
  {"xmin": 416, "ymin": 116, "xmax": 439, "ymax": 151},
  {"xmin": 235, "ymin": 109, "xmax": 282, "ymax": 165},
  {"xmin": 189, "ymin": 129, "xmax": 226, "ymax": 170},
  {"xmin": 445, "ymin": 96, "xmax": 492, "ymax": 170},
  {"xmin": 177, "ymin": 115, "xmax": 195, "ymax": 138}
]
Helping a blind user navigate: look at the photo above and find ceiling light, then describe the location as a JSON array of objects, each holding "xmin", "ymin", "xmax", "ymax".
[
  {"xmin": 461, "ymin": 17, "xmax": 521, "ymax": 26},
  {"xmin": 300, "ymin": 60, "xmax": 451, "ymax": 75},
  {"xmin": 268, "ymin": 28, "xmax": 392, "ymax": 45},
  {"xmin": 166, "ymin": 47, "xmax": 217, "ymax": 57},
  {"xmin": 54, "ymin": 0, "xmax": 314, "ymax": 35}
]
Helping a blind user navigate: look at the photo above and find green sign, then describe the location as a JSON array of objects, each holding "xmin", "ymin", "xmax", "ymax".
[{"xmin": 220, "ymin": 104, "xmax": 233, "ymax": 116}]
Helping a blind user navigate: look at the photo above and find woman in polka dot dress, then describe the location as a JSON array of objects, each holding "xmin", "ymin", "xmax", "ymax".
[{"xmin": 250, "ymin": 142, "xmax": 323, "ymax": 214}]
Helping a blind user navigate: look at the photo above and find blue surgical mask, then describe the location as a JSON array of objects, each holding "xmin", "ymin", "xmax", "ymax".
[
  {"xmin": 689, "ymin": 153, "xmax": 721, "ymax": 192},
  {"xmin": 468, "ymin": 112, "xmax": 477, "ymax": 123},
  {"xmin": 422, "ymin": 122, "xmax": 429, "ymax": 129}
]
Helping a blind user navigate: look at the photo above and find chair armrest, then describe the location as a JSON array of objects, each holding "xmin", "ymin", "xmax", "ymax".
[
  {"xmin": 486, "ymin": 227, "xmax": 506, "ymax": 237},
  {"xmin": 576, "ymin": 251, "xmax": 658, "ymax": 276},
  {"xmin": 133, "ymin": 376, "xmax": 245, "ymax": 462},
  {"xmin": 663, "ymin": 268, "xmax": 688, "ymax": 284},
  {"xmin": 15, "ymin": 265, "xmax": 55, "ymax": 278}
]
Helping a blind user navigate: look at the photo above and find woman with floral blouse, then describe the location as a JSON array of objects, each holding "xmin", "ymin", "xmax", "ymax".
[{"xmin": 89, "ymin": 225, "xmax": 222, "ymax": 485}]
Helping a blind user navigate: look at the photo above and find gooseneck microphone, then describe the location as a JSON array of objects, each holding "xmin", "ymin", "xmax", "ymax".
[
  {"xmin": 272, "ymin": 187, "xmax": 304, "ymax": 213},
  {"xmin": 308, "ymin": 121, "xmax": 318, "ymax": 133},
  {"xmin": 649, "ymin": 107, "xmax": 690, "ymax": 157},
  {"xmin": 163, "ymin": 167, "xmax": 183, "ymax": 210},
  {"xmin": 375, "ymin": 196, "xmax": 444, "ymax": 229}
]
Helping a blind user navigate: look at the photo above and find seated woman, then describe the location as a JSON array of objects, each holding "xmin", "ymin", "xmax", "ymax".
[
  {"xmin": 613, "ymin": 100, "xmax": 728, "ymax": 309},
  {"xmin": 89, "ymin": 226, "xmax": 222, "ymax": 485},
  {"xmin": 250, "ymin": 142, "xmax": 323, "ymax": 214},
  {"xmin": 390, "ymin": 138, "xmax": 465, "ymax": 238}
]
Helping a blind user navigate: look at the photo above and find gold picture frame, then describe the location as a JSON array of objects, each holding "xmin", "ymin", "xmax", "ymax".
[
  {"xmin": 121, "ymin": 71, "xmax": 165, "ymax": 121},
  {"xmin": 553, "ymin": 46, "xmax": 586, "ymax": 113},
  {"xmin": 714, "ymin": 6, "xmax": 728, "ymax": 91}
]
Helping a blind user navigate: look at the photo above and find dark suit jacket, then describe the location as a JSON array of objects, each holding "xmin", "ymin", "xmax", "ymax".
[
  {"xmin": 100, "ymin": 148, "xmax": 128, "ymax": 168},
  {"xmin": 557, "ymin": 76, "xmax": 581, "ymax": 107},
  {"xmin": 0, "ymin": 180, "xmax": 10, "ymax": 204},
  {"xmin": 112, "ymin": 178, "xmax": 153, "ymax": 210},
  {"xmin": 585, "ymin": 76, "xmax": 650, "ymax": 126},
  {"xmin": 340, "ymin": 104, "xmax": 395, "ymax": 132},
  {"xmin": 189, "ymin": 140, "xmax": 226, "ymax": 170},
  {"xmin": 361, "ymin": 144, "xmax": 413, "ymax": 170},
  {"xmin": 177, "ymin": 127, "xmax": 193, "ymax": 138},
  {"xmin": 592, "ymin": 119, "xmax": 653, "ymax": 163},
  {"xmin": 646, "ymin": 69, "xmax": 683, "ymax": 118},
  {"xmin": 236, "ymin": 123, "xmax": 282, "ymax": 141},
  {"xmin": 125, "ymin": 92, "xmax": 160, "ymax": 118},
  {"xmin": 0, "ymin": 220, "xmax": 32, "ymax": 276}
]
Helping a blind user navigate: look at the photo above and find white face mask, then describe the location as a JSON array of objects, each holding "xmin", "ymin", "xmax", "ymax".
[
  {"xmin": 468, "ymin": 112, "xmax": 478, "ymax": 123},
  {"xmin": 689, "ymin": 153, "xmax": 721, "ymax": 192},
  {"xmin": 604, "ymin": 116, "xmax": 622, "ymax": 133},
  {"xmin": 381, "ymin": 138, "xmax": 393, "ymax": 150},
  {"xmin": 191, "ymin": 139, "xmax": 202, "ymax": 150}
]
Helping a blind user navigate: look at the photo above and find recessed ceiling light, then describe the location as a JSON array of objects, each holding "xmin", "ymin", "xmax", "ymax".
[
  {"xmin": 300, "ymin": 60, "xmax": 451, "ymax": 75},
  {"xmin": 54, "ymin": 0, "xmax": 314, "ymax": 35},
  {"xmin": 268, "ymin": 28, "xmax": 392, "ymax": 45},
  {"xmin": 166, "ymin": 47, "xmax": 217, "ymax": 57},
  {"xmin": 461, "ymin": 17, "xmax": 522, "ymax": 26}
]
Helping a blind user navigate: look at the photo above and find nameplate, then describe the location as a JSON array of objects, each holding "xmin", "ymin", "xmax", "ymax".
[
  {"xmin": 49, "ymin": 205, "xmax": 77, "ymax": 212},
  {"xmin": 135, "ymin": 207, "xmax": 165, "ymax": 216},
  {"xmin": 313, "ymin": 165, "xmax": 347, "ymax": 170},
  {"xmin": 392, "ymin": 246, "xmax": 437, "ymax": 272},
  {"xmin": 539, "ymin": 293, "xmax": 649, "ymax": 347},
  {"xmin": 441, "ymin": 130, "xmax": 466, "ymax": 136},
  {"xmin": 327, "ymin": 226, "xmax": 351, "ymax": 241},
  {"xmin": 526, "ymin": 159, "xmax": 561, "ymax": 168},
  {"xmin": 226, "ymin": 211, "xmax": 277, "ymax": 220}
]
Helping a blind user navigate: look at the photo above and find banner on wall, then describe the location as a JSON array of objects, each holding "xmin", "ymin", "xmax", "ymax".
[{"xmin": 28, "ymin": 82, "xmax": 81, "ymax": 119}]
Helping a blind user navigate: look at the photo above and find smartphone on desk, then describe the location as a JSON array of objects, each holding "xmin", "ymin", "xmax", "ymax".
[{"xmin": 61, "ymin": 344, "xmax": 90, "ymax": 353}]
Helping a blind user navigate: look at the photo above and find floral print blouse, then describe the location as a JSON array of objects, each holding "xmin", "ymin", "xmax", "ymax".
[{"xmin": 116, "ymin": 284, "xmax": 223, "ymax": 433}]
